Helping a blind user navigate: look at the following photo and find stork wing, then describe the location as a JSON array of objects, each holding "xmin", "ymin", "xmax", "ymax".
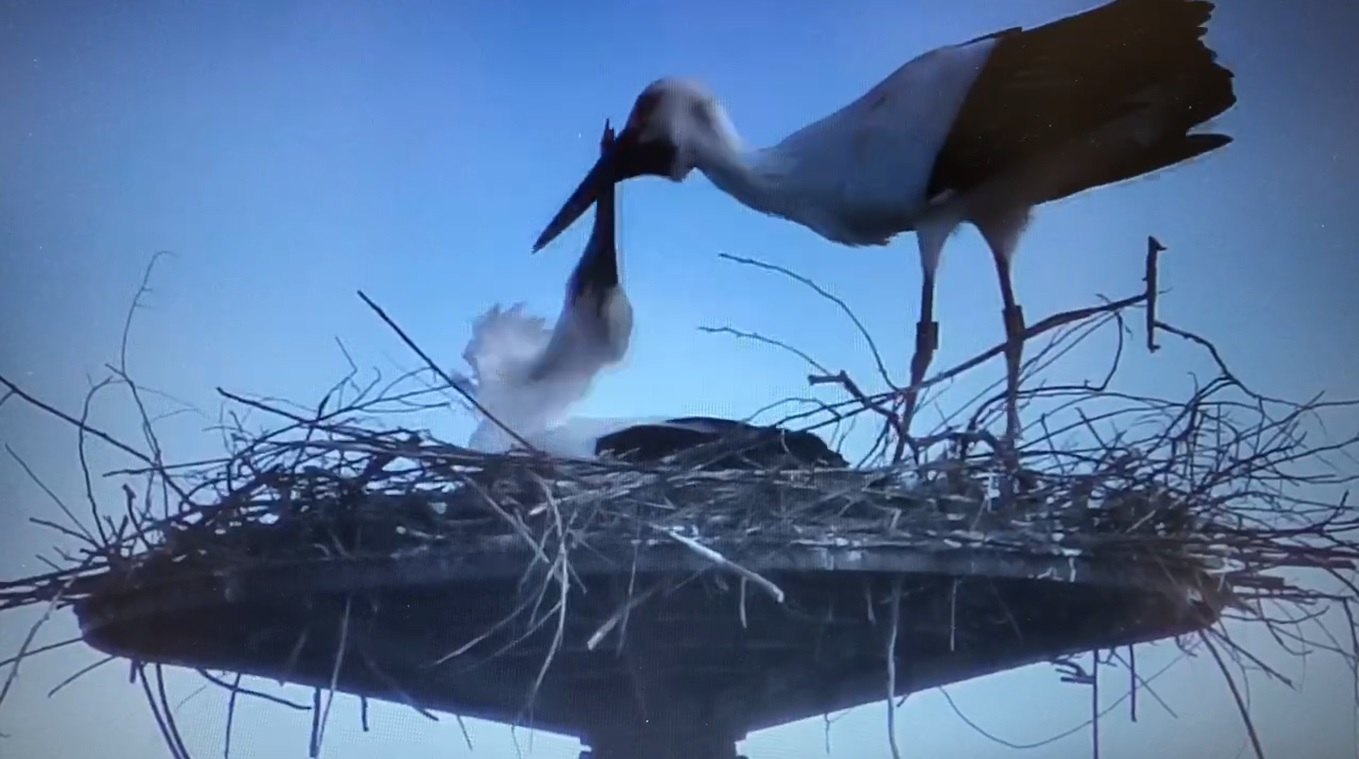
[
  {"xmin": 770, "ymin": 0, "xmax": 1233, "ymax": 216},
  {"xmin": 461, "ymin": 303, "xmax": 553, "ymax": 387},
  {"xmin": 765, "ymin": 37, "xmax": 1000, "ymax": 219}
]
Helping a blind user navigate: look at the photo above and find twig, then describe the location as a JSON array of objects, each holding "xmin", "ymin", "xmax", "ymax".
[
  {"xmin": 885, "ymin": 577, "xmax": 904, "ymax": 759},
  {"xmin": 808, "ymin": 370, "xmax": 905, "ymax": 451},
  {"xmin": 0, "ymin": 375, "xmax": 155, "ymax": 466},
  {"xmin": 46, "ymin": 654, "xmax": 116, "ymax": 698},
  {"xmin": 1091, "ymin": 649, "xmax": 1101, "ymax": 759},
  {"xmin": 1200, "ymin": 629, "xmax": 1267, "ymax": 759},
  {"xmin": 1145, "ymin": 236, "xmax": 1166, "ymax": 353},
  {"xmin": 718, "ymin": 252, "xmax": 897, "ymax": 390},
  {"xmin": 6, "ymin": 446, "xmax": 99, "ymax": 550},
  {"xmin": 658, "ymin": 528, "xmax": 785, "ymax": 603},
  {"xmin": 587, "ymin": 582, "xmax": 663, "ymax": 651},
  {"xmin": 0, "ymin": 575, "xmax": 77, "ymax": 714},
  {"xmin": 355, "ymin": 290, "xmax": 542, "ymax": 454},
  {"xmin": 313, "ymin": 594, "xmax": 352, "ymax": 758},
  {"xmin": 700, "ymin": 326, "xmax": 832, "ymax": 375}
]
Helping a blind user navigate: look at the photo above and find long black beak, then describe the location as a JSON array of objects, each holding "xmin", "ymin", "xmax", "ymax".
[
  {"xmin": 565, "ymin": 122, "xmax": 619, "ymax": 300},
  {"xmin": 524, "ymin": 122, "xmax": 623, "ymax": 384},
  {"xmin": 532, "ymin": 125, "xmax": 674, "ymax": 253}
]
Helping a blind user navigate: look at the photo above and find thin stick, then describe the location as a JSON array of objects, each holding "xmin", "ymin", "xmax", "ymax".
[
  {"xmin": 1091, "ymin": 649, "xmax": 1101, "ymax": 759},
  {"xmin": 1145, "ymin": 236, "xmax": 1166, "ymax": 353},
  {"xmin": 1200, "ymin": 630, "xmax": 1266, "ymax": 759},
  {"xmin": 587, "ymin": 583, "xmax": 662, "ymax": 651},
  {"xmin": 885, "ymin": 576, "xmax": 904, "ymax": 759},
  {"xmin": 659, "ymin": 528, "xmax": 785, "ymax": 603},
  {"xmin": 0, "ymin": 375, "xmax": 154, "ymax": 466},
  {"xmin": 0, "ymin": 576, "xmax": 76, "ymax": 710},
  {"xmin": 355, "ymin": 290, "xmax": 542, "ymax": 454},
  {"xmin": 313, "ymin": 594, "xmax": 352, "ymax": 758}
]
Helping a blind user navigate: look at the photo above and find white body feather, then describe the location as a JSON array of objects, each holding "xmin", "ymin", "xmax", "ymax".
[
  {"xmin": 457, "ymin": 302, "xmax": 625, "ymax": 454},
  {"xmin": 721, "ymin": 38, "xmax": 1000, "ymax": 248}
]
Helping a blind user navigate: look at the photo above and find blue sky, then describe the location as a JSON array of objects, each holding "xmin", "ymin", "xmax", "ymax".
[{"xmin": 2, "ymin": 0, "xmax": 1358, "ymax": 757}]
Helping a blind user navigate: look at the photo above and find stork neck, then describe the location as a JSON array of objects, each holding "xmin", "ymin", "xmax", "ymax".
[
  {"xmin": 569, "ymin": 222, "xmax": 619, "ymax": 298},
  {"xmin": 695, "ymin": 142, "xmax": 789, "ymax": 218}
]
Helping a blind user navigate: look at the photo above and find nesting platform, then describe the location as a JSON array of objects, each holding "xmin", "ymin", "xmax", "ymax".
[
  {"xmin": 74, "ymin": 533, "xmax": 1220, "ymax": 758},
  {"xmin": 42, "ymin": 418, "xmax": 1240, "ymax": 759}
]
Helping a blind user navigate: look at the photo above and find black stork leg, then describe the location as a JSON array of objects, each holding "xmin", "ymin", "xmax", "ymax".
[{"xmin": 903, "ymin": 268, "xmax": 939, "ymax": 431}]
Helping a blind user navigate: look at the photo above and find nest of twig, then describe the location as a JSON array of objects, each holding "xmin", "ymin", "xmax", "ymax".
[{"xmin": 21, "ymin": 411, "xmax": 1320, "ymax": 610}]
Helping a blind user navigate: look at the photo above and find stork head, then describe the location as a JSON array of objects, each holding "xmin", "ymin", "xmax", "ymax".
[{"xmin": 532, "ymin": 78, "xmax": 731, "ymax": 252}]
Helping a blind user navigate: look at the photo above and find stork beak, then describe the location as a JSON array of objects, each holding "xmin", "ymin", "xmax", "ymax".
[
  {"xmin": 591, "ymin": 123, "xmax": 617, "ymax": 257},
  {"xmin": 564, "ymin": 120, "xmax": 619, "ymax": 298},
  {"xmin": 532, "ymin": 123, "xmax": 673, "ymax": 253}
]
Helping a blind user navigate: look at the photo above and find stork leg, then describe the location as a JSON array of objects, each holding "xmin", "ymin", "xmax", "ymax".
[
  {"xmin": 903, "ymin": 224, "xmax": 950, "ymax": 435},
  {"xmin": 976, "ymin": 208, "xmax": 1031, "ymax": 500},
  {"xmin": 902, "ymin": 269, "xmax": 938, "ymax": 433},
  {"xmin": 991, "ymin": 250, "xmax": 1024, "ymax": 449}
]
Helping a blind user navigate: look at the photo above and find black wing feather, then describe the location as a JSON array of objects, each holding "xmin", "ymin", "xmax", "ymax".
[{"xmin": 928, "ymin": 0, "xmax": 1237, "ymax": 201}]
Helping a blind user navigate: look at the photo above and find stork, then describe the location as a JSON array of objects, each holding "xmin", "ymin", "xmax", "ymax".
[
  {"xmin": 454, "ymin": 123, "xmax": 845, "ymax": 469},
  {"xmin": 529, "ymin": 0, "xmax": 1238, "ymax": 448},
  {"xmin": 456, "ymin": 121, "xmax": 634, "ymax": 452}
]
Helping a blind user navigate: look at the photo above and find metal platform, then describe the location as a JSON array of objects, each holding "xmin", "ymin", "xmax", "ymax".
[{"xmin": 74, "ymin": 538, "xmax": 1221, "ymax": 758}]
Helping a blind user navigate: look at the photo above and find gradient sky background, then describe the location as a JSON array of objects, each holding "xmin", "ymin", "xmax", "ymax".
[{"xmin": 3, "ymin": 0, "xmax": 1359, "ymax": 757}]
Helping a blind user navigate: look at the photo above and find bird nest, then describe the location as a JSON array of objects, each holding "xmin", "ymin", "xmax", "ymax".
[
  {"xmin": 2, "ymin": 249, "xmax": 1357, "ymax": 759},
  {"xmin": 63, "ymin": 423, "xmax": 1289, "ymax": 608}
]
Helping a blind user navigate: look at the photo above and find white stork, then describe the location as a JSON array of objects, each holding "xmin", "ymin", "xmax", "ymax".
[
  {"xmin": 529, "ymin": 0, "xmax": 1238, "ymax": 443},
  {"xmin": 456, "ymin": 121, "xmax": 635, "ymax": 452},
  {"xmin": 454, "ymin": 123, "xmax": 846, "ymax": 468}
]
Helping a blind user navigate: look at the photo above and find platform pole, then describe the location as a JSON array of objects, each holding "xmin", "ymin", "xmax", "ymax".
[{"xmin": 580, "ymin": 728, "xmax": 744, "ymax": 759}]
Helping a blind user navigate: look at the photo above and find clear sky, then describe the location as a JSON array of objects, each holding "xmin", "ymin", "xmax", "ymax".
[{"xmin": 3, "ymin": 0, "xmax": 1359, "ymax": 757}]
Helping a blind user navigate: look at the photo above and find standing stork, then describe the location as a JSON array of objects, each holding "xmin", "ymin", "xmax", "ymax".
[{"xmin": 529, "ymin": 0, "xmax": 1237, "ymax": 448}]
